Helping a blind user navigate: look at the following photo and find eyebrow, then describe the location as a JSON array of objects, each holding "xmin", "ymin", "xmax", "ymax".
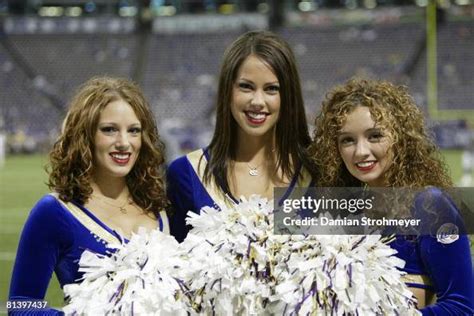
[
  {"xmin": 98, "ymin": 122, "xmax": 141, "ymax": 127},
  {"xmin": 338, "ymin": 127, "xmax": 381, "ymax": 135},
  {"xmin": 237, "ymin": 78, "xmax": 279, "ymax": 85}
]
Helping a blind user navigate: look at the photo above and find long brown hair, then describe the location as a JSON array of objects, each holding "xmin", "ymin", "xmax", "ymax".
[
  {"xmin": 205, "ymin": 30, "xmax": 312, "ymax": 193},
  {"xmin": 48, "ymin": 77, "xmax": 169, "ymax": 216},
  {"xmin": 309, "ymin": 78, "xmax": 453, "ymax": 188}
]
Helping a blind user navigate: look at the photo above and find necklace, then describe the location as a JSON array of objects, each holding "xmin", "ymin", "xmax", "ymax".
[
  {"xmin": 247, "ymin": 162, "xmax": 261, "ymax": 176},
  {"xmin": 91, "ymin": 193, "xmax": 132, "ymax": 214}
]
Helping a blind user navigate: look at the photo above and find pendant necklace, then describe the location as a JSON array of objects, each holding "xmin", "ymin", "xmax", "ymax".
[
  {"xmin": 92, "ymin": 193, "xmax": 132, "ymax": 214},
  {"xmin": 246, "ymin": 148, "xmax": 275, "ymax": 176},
  {"xmin": 247, "ymin": 162, "xmax": 261, "ymax": 176}
]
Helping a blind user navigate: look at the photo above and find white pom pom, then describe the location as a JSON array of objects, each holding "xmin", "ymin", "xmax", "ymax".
[{"xmin": 65, "ymin": 196, "xmax": 420, "ymax": 315}]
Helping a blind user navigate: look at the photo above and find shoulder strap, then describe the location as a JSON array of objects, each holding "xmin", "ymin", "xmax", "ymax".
[
  {"xmin": 49, "ymin": 193, "xmax": 120, "ymax": 245},
  {"xmin": 186, "ymin": 149, "xmax": 235, "ymax": 210}
]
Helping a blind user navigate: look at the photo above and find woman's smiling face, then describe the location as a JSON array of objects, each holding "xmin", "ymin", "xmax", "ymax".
[
  {"xmin": 231, "ymin": 54, "xmax": 281, "ymax": 140},
  {"xmin": 338, "ymin": 106, "xmax": 392, "ymax": 187},
  {"xmin": 93, "ymin": 99, "xmax": 142, "ymax": 181}
]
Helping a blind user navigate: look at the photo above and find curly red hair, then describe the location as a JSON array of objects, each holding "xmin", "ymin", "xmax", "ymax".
[{"xmin": 47, "ymin": 77, "xmax": 169, "ymax": 216}]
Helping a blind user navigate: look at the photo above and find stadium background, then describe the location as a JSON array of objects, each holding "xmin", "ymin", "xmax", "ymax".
[{"xmin": 0, "ymin": 0, "xmax": 473, "ymax": 310}]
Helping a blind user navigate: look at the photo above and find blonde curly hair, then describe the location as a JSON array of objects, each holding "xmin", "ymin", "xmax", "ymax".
[{"xmin": 308, "ymin": 78, "xmax": 453, "ymax": 188}]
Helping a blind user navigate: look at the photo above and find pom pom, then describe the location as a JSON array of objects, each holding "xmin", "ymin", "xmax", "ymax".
[{"xmin": 64, "ymin": 196, "xmax": 420, "ymax": 315}]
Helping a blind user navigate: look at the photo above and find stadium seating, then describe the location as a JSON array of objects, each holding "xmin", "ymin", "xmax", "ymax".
[{"xmin": 1, "ymin": 20, "xmax": 472, "ymax": 153}]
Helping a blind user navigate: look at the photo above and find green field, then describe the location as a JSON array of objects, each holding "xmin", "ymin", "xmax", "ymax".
[
  {"xmin": 0, "ymin": 152, "xmax": 473, "ymax": 309},
  {"xmin": 0, "ymin": 155, "xmax": 63, "ymax": 309}
]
